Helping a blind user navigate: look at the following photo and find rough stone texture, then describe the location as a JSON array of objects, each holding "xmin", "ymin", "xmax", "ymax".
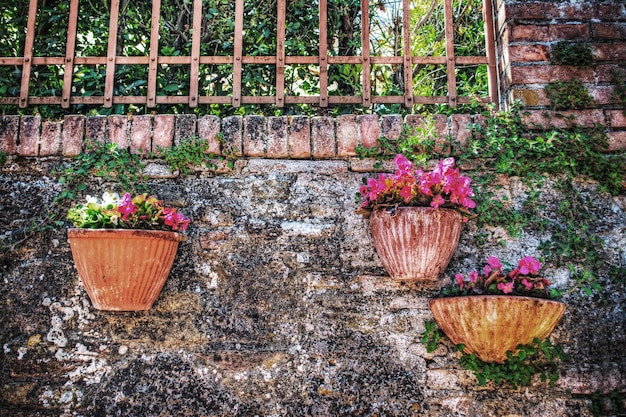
[
  {"xmin": 62, "ymin": 116, "xmax": 85, "ymax": 156},
  {"xmin": 222, "ymin": 116, "xmax": 243, "ymax": 157},
  {"xmin": 244, "ymin": 115, "xmax": 267, "ymax": 157},
  {"xmin": 0, "ymin": 115, "xmax": 19, "ymax": 155},
  {"xmin": 174, "ymin": 114, "xmax": 196, "ymax": 146},
  {"xmin": 197, "ymin": 115, "xmax": 222, "ymax": 155},
  {"xmin": 311, "ymin": 117, "xmax": 335, "ymax": 158},
  {"xmin": 288, "ymin": 116, "xmax": 311, "ymax": 159},
  {"xmin": 0, "ymin": 157, "xmax": 624, "ymax": 416},
  {"xmin": 357, "ymin": 114, "xmax": 380, "ymax": 149},
  {"xmin": 336, "ymin": 114, "xmax": 357, "ymax": 157},
  {"xmin": 39, "ymin": 120, "xmax": 62, "ymax": 156},
  {"xmin": 108, "ymin": 115, "xmax": 129, "ymax": 150},
  {"xmin": 85, "ymin": 116, "xmax": 107, "ymax": 143},
  {"xmin": 266, "ymin": 116, "xmax": 289, "ymax": 159}
]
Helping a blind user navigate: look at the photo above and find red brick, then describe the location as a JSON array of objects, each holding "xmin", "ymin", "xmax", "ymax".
[
  {"xmin": 357, "ymin": 114, "xmax": 380, "ymax": 149},
  {"xmin": 336, "ymin": 114, "xmax": 357, "ymax": 157},
  {"xmin": 152, "ymin": 115, "xmax": 175, "ymax": 154},
  {"xmin": 595, "ymin": 64, "xmax": 624, "ymax": 83},
  {"xmin": 589, "ymin": 86, "xmax": 617, "ymax": 106},
  {"xmin": 108, "ymin": 115, "xmax": 128, "ymax": 149},
  {"xmin": 607, "ymin": 110, "xmax": 626, "ymax": 129},
  {"xmin": 511, "ymin": 87, "xmax": 549, "ymax": 107},
  {"xmin": 266, "ymin": 116, "xmax": 288, "ymax": 158},
  {"xmin": 596, "ymin": 3, "xmax": 626, "ymax": 21},
  {"xmin": 510, "ymin": 25, "xmax": 549, "ymax": 43},
  {"xmin": 311, "ymin": 117, "xmax": 335, "ymax": 159},
  {"xmin": 62, "ymin": 115, "xmax": 85, "ymax": 156},
  {"xmin": 505, "ymin": 2, "xmax": 545, "ymax": 20},
  {"xmin": 606, "ymin": 131, "xmax": 626, "ymax": 152},
  {"xmin": 510, "ymin": 65, "xmax": 594, "ymax": 84},
  {"xmin": 85, "ymin": 115, "xmax": 107, "ymax": 143},
  {"xmin": 508, "ymin": 44, "xmax": 550, "ymax": 63},
  {"xmin": 380, "ymin": 114, "xmax": 403, "ymax": 141},
  {"xmin": 288, "ymin": 116, "xmax": 310, "ymax": 159},
  {"xmin": 243, "ymin": 115, "xmax": 266, "ymax": 157},
  {"xmin": 0, "ymin": 115, "xmax": 19, "ymax": 154},
  {"xmin": 39, "ymin": 120, "xmax": 62, "ymax": 156},
  {"xmin": 593, "ymin": 43, "xmax": 626, "ymax": 62},
  {"xmin": 548, "ymin": 24, "xmax": 590, "ymax": 42},
  {"xmin": 592, "ymin": 22, "xmax": 626, "ymax": 41},
  {"xmin": 130, "ymin": 115, "xmax": 152, "ymax": 155},
  {"xmin": 197, "ymin": 115, "xmax": 222, "ymax": 155},
  {"xmin": 546, "ymin": 3, "xmax": 594, "ymax": 20},
  {"xmin": 18, "ymin": 116, "xmax": 40, "ymax": 156},
  {"xmin": 522, "ymin": 109, "xmax": 606, "ymax": 129}
]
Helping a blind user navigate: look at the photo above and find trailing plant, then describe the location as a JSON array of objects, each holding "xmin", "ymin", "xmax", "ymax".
[
  {"xmin": 154, "ymin": 134, "xmax": 234, "ymax": 175},
  {"xmin": 550, "ymin": 41, "xmax": 593, "ymax": 67},
  {"xmin": 545, "ymin": 80, "xmax": 595, "ymax": 110},
  {"xmin": 421, "ymin": 322, "xmax": 568, "ymax": 388},
  {"xmin": 610, "ymin": 68, "xmax": 626, "ymax": 114},
  {"xmin": 458, "ymin": 338, "xmax": 568, "ymax": 388}
]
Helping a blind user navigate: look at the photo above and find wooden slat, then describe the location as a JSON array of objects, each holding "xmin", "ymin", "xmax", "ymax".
[
  {"xmin": 360, "ymin": 0, "xmax": 371, "ymax": 107},
  {"xmin": 443, "ymin": 0, "xmax": 457, "ymax": 107},
  {"xmin": 147, "ymin": 0, "xmax": 162, "ymax": 108},
  {"xmin": 61, "ymin": 0, "xmax": 80, "ymax": 108},
  {"xmin": 19, "ymin": 0, "xmax": 38, "ymax": 108},
  {"xmin": 232, "ymin": 0, "xmax": 244, "ymax": 107},
  {"xmin": 319, "ymin": 0, "xmax": 328, "ymax": 107},
  {"xmin": 104, "ymin": 0, "xmax": 121, "ymax": 108},
  {"xmin": 402, "ymin": 0, "xmax": 413, "ymax": 107},
  {"xmin": 276, "ymin": 0, "xmax": 286, "ymax": 107},
  {"xmin": 483, "ymin": 0, "xmax": 499, "ymax": 104},
  {"xmin": 189, "ymin": 0, "xmax": 202, "ymax": 108}
]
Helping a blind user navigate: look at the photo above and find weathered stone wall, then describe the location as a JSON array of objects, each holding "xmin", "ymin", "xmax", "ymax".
[{"xmin": 1, "ymin": 110, "xmax": 625, "ymax": 416}]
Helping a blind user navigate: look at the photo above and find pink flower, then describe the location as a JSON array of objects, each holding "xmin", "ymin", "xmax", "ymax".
[
  {"xmin": 118, "ymin": 193, "xmax": 137, "ymax": 221},
  {"xmin": 399, "ymin": 185, "xmax": 414, "ymax": 203},
  {"xmin": 497, "ymin": 282, "xmax": 514, "ymax": 294},
  {"xmin": 455, "ymin": 273, "xmax": 465, "ymax": 290},
  {"xmin": 487, "ymin": 257, "xmax": 503, "ymax": 269},
  {"xmin": 518, "ymin": 256, "xmax": 541, "ymax": 275},
  {"xmin": 394, "ymin": 154, "xmax": 413, "ymax": 174},
  {"xmin": 163, "ymin": 208, "xmax": 190, "ymax": 231},
  {"xmin": 430, "ymin": 194, "xmax": 445, "ymax": 209},
  {"xmin": 468, "ymin": 270, "xmax": 479, "ymax": 283},
  {"xmin": 521, "ymin": 279, "xmax": 534, "ymax": 290}
]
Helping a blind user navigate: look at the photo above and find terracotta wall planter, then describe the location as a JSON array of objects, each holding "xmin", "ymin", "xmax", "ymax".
[
  {"xmin": 369, "ymin": 207, "xmax": 463, "ymax": 282},
  {"xmin": 67, "ymin": 228, "xmax": 185, "ymax": 311},
  {"xmin": 429, "ymin": 295, "xmax": 566, "ymax": 363}
]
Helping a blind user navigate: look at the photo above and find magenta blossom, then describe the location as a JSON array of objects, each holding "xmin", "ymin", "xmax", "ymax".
[{"xmin": 497, "ymin": 282, "xmax": 514, "ymax": 294}]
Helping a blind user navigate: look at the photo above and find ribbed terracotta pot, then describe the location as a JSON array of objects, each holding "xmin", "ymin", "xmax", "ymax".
[
  {"xmin": 67, "ymin": 228, "xmax": 185, "ymax": 311},
  {"xmin": 429, "ymin": 295, "xmax": 566, "ymax": 363},
  {"xmin": 369, "ymin": 207, "xmax": 463, "ymax": 281}
]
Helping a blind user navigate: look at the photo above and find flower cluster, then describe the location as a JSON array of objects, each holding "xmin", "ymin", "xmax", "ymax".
[
  {"xmin": 443, "ymin": 256, "xmax": 554, "ymax": 299},
  {"xmin": 67, "ymin": 192, "xmax": 190, "ymax": 232},
  {"xmin": 357, "ymin": 154, "xmax": 475, "ymax": 218}
]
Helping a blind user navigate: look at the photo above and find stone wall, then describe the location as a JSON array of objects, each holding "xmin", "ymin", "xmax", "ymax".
[{"xmin": 1, "ymin": 110, "xmax": 625, "ymax": 416}]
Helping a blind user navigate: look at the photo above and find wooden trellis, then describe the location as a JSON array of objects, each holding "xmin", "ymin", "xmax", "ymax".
[{"xmin": 0, "ymin": 0, "xmax": 498, "ymax": 109}]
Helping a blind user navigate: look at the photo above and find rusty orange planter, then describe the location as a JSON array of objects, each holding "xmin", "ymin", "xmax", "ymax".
[
  {"xmin": 67, "ymin": 228, "xmax": 185, "ymax": 311},
  {"xmin": 369, "ymin": 207, "xmax": 463, "ymax": 282},
  {"xmin": 429, "ymin": 295, "xmax": 566, "ymax": 363}
]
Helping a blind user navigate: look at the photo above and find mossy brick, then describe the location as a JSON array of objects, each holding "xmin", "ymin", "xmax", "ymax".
[
  {"xmin": 266, "ymin": 116, "xmax": 288, "ymax": 159},
  {"xmin": 511, "ymin": 87, "xmax": 549, "ymax": 107},
  {"xmin": 357, "ymin": 114, "xmax": 380, "ymax": 149},
  {"xmin": 288, "ymin": 115, "xmax": 311, "ymax": 159},
  {"xmin": 243, "ymin": 115, "xmax": 267, "ymax": 157},
  {"xmin": 174, "ymin": 114, "xmax": 196, "ymax": 146},
  {"xmin": 39, "ymin": 120, "xmax": 62, "ymax": 156},
  {"xmin": 311, "ymin": 116, "xmax": 335, "ymax": 159},
  {"xmin": 510, "ymin": 65, "xmax": 594, "ymax": 84},
  {"xmin": 130, "ymin": 115, "xmax": 152, "ymax": 155},
  {"xmin": 606, "ymin": 131, "xmax": 626, "ymax": 152},
  {"xmin": 522, "ymin": 109, "xmax": 606, "ymax": 129},
  {"xmin": 197, "ymin": 115, "xmax": 222, "ymax": 155},
  {"xmin": 17, "ymin": 116, "xmax": 40, "ymax": 156},
  {"xmin": 547, "ymin": 24, "xmax": 590, "ymax": 42},
  {"xmin": 336, "ymin": 114, "xmax": 357, "ymax": 157},
  {"xmin": 380, "ymin": 114, "xmax": 403, "ymax": 141},
  {"xmin": 108, "ymin": 115, "xmax": 129, "ymax": 150},
  {"xmin": 508, "ymin": 44, "xmax": 550, "ymax": 63},
  {"xmin": 591, "ymin": 22, "xmax": 626, "ymax": 41},
  {"xmin": 153, "ymin": 115, "xmax": 175, "ymax": 154},
  {"xmin": 593, "ymin": 43, "xmax": 626, "ymax": 62},
  {"xmin": 61, "ymin": 115, "xmax": 85, "ymax": 156},
  {"xmin": 85, "ymin": 115, "xmax": 107, "ymax": 143},
  {"xmin": 222, "ymin": 116, "xmax": 243, "ymax": 157},
  {"xmin": 0, "ymin": 115, "xmax": 19, "ymax": 154}
]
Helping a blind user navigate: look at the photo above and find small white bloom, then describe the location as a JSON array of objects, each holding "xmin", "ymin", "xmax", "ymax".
[
  {"xmin": 101, "ymin": 192, "xmax": 120, "ymax": 205},
  {"xmin": 86, "ymin": 195, "xmax": 98, "ymax": 204}
]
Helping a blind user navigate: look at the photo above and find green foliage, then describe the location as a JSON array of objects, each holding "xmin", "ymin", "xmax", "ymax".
[
  {"xmin": 155, "ymin": 134, "xmax": 234, "ymax": 175},
  {"xmin": 57, "ymin": 140, "xmax": 148, "ymax": 195},
  {"xmin": 420, "ymin": 321, "xmax": 445, "ymax": 353},
  {"xmin": 574, "ymin": 390, "xmax": 626, "ymax": 417},
  {"xmin": 459, "ymin": 338, "xmax": 569, "ymax": 388},
  {"xmin": 0, "ymin": 151, "xmax": 6, "ymax": 166},
  {"xmin": 550, "ymin": 42, "xmax": 594, "ymax": 67},
  {"xmin": 610, "ymin": 68, "xmax": 626, "ymax": 114},
  {"xmin": 545, "ymin": 80, "xmax": 595, "ymax": 110}
]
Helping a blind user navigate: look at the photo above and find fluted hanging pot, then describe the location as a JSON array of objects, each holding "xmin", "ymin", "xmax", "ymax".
[
  {"xmin": 369, "ymin": 206, "xmax": 463, "ymax": 282},
  {"xmin": 429, "ymin": 295, "xmax": 566, "ymax": 363},
  {"xmin": 68, "ymin": 228, "xmax": 185, "ymax": 311}
]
